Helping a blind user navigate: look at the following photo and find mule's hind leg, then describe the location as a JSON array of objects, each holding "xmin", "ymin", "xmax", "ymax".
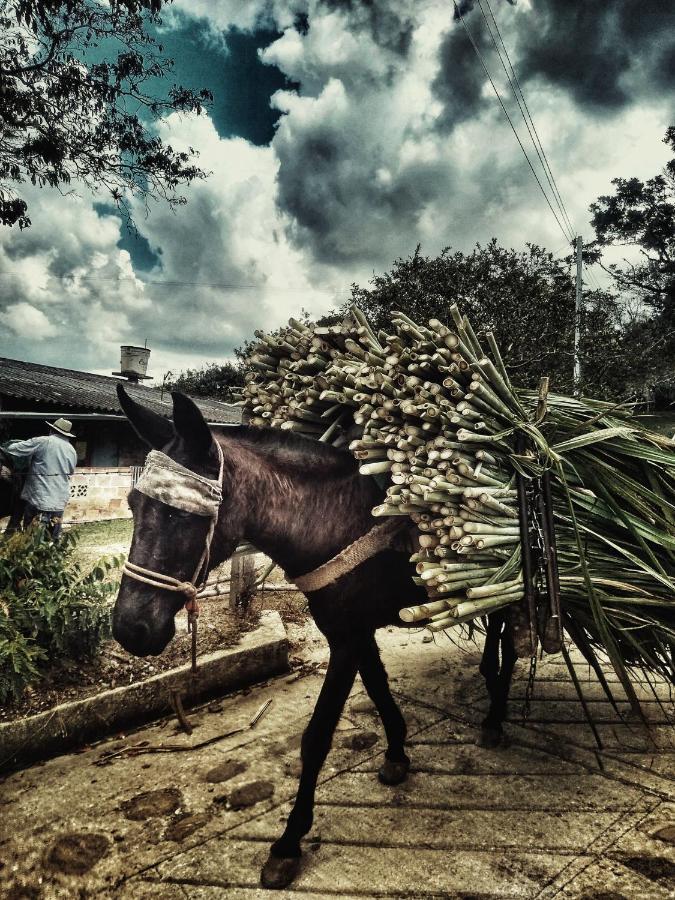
[
  {"xmin": 358, "ymin": 634, "xmax": 410, "ymax": 785},
  {"xmin": 478, "ymin": 612, "xmax": 517, "ymax": 748},
  {"xmin": 261, "ymin": 638, "xmax": 361, "ymax": 890}
]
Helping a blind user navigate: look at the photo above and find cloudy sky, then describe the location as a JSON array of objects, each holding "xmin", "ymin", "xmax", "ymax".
[{"xmin": 1, "ymin": 0, "xmax": 673, "ymax": 380}]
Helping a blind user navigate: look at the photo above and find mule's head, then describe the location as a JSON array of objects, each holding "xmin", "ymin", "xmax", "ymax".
[{"xmin": 112, "ymin": 386, "xmax": 239, "ymax": 656}]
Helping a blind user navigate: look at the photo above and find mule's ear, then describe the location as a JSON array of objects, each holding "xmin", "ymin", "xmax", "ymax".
[
  {"xmin": 117, "ymin": 384, "xmax": 174, "ymax": 449},
  {"xmin": 171, "ymin": 391, "xmax": 213, "ymax": 455}
]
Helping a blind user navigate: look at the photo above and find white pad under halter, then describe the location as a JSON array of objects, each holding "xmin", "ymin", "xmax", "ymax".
[{"xmin": 134, "ymin": 450, "xmax": 222, "ymax": 517}]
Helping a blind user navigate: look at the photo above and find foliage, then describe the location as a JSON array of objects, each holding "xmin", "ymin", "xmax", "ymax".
[
  {"xmin": 0, "ymin": 0, "xmax": 211, "ymax": 228},
  {"xmin": 164, "ymin": 361, "xmax": 245, "ymax": 402},
  {"xmin": 0, "ymin": 525, "xmax": 121, "ymax": 703},
  {"xmin": 526, "ymin": 393, "xmax": 675, "ymax": 698},
  {"xmin": 590, "ymin": 126, "xmax": 675, "ymax": 318},
  {"xmin": 343, "ymin": 241, "xmax": 631, "ymax": 399},
  {"xmin": 589, "ymin": 126, "xmax": 675, "ymax": 400}
]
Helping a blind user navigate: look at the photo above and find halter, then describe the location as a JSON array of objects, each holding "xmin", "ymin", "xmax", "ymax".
[{"xmin": 122, "ymin": 442, "xmax": 225, "ymax": 671}]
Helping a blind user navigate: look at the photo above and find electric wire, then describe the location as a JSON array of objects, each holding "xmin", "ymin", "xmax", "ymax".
[
  {"xmin": 583, "ymin": 263, "xmax": 603, "ymax": 293},
  {"xmin": 0, "ymin": 270, "xmax": 352, "ymax": 295},
  {"xmin": 453, "ymin": 3, "xmax": 572, "ymax": 249},
  {"xmin": 479, "ymin": 0, "xmax": 576, "ymax": 242}
]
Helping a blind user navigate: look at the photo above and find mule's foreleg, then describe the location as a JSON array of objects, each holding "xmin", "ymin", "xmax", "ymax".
[
  {"xmin": 359, "ymin": 635, "xmax": 410, "ymax": 785},
  {"xmin": 261, "ymin": 638, "xmax": 361, "ymax": 890}
]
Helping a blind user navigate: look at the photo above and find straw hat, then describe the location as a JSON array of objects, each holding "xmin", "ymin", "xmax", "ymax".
[{"xmin": 47, "ymin": 417, "xmax": 74, "ymax": 438}]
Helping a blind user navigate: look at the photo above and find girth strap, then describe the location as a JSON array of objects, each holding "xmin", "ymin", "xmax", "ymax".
[{"xmin": 289, "ymin": 517, "xmax": 411, "ymax": 593}]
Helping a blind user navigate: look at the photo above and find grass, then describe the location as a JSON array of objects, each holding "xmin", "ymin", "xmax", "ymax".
[{"xmin": 67, "ymin": 518, "xmax": 132, "ymax": 571}]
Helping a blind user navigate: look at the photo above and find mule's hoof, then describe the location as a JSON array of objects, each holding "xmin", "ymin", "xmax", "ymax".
[
  {"xmin": 378, "ymin": 756, "xmax": 410, "ymax": 786},
  {"xmin": 260, "ymin": 853, "xmax": 301, "ymax": 890},
  {"xmin": 477, "ymin": 725, "xmax": 503, "ymax": 749}
]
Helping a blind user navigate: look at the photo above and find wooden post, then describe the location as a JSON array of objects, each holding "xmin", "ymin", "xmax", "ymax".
[
  {"xmin": 229, "ymin": 554, "xmax": 243, "ymax": 612},
  {"xmin": 229, "ymin": 552, "xmax": 257, "ymax": 612},
  {"xmin": 574, "ymin": 235, "xmax": 583, "ymax": 393}
]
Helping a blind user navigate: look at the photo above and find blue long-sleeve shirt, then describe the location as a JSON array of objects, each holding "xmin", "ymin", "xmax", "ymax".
[{"xmin": 3, "ymin": 434, "xmax": 77, "ymax": 512}]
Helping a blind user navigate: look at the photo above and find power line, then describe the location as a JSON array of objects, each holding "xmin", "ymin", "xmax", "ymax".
[
  {"xmin": 479, "ymin": 0, "xmax": 576, "ymax": 242},
  {"xmin": 453, "ymin": 2, "xmax": 573, "ymax": 248},
  {"xmin": 583, "ymin": 263, "xmax": 603, "ymax": 293},
  {"xmin": 0, "ymin": 270, "xmax": 352, "ymax": 294}
]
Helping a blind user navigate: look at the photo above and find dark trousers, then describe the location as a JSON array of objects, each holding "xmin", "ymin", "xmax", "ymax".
[
  {"xmin": 1, "ymin": 472, "xmax": 25, "ymax": 536},
  {"xmin": 22, "ymin": 502, "xmax": 64, "ymax": 540}
]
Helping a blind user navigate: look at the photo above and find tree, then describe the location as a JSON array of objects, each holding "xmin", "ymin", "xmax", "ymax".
[
  {"xmin": 590, "ymin": 127, "xmax": 675, "ymax": 320},
  {"xmin": 0, "ymin": 0, "xmax": 211, "ymax": 228},
  {"xmin": 164, "ymin": 361, "xmax": 245, "ymax": 402},
  {"xmin": 343, "ymin": 241, "xmax": 630, "ymax": 399},
  {"xmin": 589, "ymin": 126, "xmax": 675, "ymax": 403}
]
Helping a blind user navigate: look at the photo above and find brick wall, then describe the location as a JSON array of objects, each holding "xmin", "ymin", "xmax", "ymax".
[{"xmin": 65, "ymin": 467, "xmax": 133, "ymax": 524}]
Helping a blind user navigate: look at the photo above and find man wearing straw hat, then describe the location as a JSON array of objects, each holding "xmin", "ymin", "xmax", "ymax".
[{"xmin": 1, "ymin": 418, "xmax": 77, "ymax": 539}]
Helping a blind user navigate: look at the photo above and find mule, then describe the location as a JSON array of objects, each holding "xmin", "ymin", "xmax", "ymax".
[{"xmin": 112, "ymin": 386, "xmax": 517, "ymax": 889}]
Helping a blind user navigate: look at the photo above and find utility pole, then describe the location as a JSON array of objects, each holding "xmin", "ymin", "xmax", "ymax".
[{"xmin": 573, "ymin": 235, "xmax": 583, "ymax": 393}]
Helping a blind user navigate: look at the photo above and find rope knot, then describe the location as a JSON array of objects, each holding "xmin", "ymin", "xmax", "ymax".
[{"xmin": 180, "ymin": 582, "xmax": 199, "ymax": 601}]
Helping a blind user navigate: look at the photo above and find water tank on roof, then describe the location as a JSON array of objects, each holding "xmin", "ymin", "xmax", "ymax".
[{"xmin": 113, "ymin": 345, "xmax": 152, "ymax": 382}]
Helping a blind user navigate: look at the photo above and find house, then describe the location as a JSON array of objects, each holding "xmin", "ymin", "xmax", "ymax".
[{"xmin": 0, "ymin": 350, "xmax": 241, "ymax": 523}]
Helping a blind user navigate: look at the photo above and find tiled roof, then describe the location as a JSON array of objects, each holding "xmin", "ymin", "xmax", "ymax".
[{"xmin": 0, "ymin": 357, "xmax": 241, "ymax": 425}]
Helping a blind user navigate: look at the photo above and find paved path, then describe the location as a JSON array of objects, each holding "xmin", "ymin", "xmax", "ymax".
[{"xmin": 1, "ymin": 624, "xmax": 674, "ymax": 899}]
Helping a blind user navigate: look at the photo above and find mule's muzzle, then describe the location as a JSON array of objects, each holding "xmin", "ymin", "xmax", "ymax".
[{"xmin": 112, "ymin": 602, "xmax": 175, "ymax": 657}]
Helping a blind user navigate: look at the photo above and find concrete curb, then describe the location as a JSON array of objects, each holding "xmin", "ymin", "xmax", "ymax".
[{"xmin": 0, "ymin": 610, "xmax": 289, "ymax": 773}]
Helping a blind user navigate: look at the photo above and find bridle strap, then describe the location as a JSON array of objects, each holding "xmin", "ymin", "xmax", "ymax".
[
  {"xmin": 122, "ymin": 560, "xmax": 199, "ymax": 601},
  {"xmin": 122, "ymin": 441, "xmax": 225, "ymax": 672}
]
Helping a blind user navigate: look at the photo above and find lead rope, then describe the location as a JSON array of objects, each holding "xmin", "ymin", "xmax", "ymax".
[{"xmin": 122, "ymin": 441, "xmax": 224, "ymax": 675}]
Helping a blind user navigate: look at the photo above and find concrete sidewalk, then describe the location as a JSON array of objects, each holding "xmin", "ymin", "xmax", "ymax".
[{"xmin": 1, "ymin": 622, "xmax": 673, "ymax": 899}]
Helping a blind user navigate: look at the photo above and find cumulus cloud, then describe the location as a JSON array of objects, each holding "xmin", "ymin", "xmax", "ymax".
[
  {"xmin": 515, "ymin": 0, "xmax": 675, "ymax": 112},
  {"xmin": 0, "ymin": 190, "xmax": 148, "ymax": 371},
  {"xmin": 124, "ymin": 113, "xmax": 347, "ymax": 371},
  {"xmin": 259, "ymin": 0, "xmax": 674, "ymax": 268},
  {"xmin": 0, "ymin": 302, "xmax": 57, "ymax": 339},
  {"xmin": 2, "ymin": 0, "xmax": 674, "ymax": 380},
  {"xmin": 0, "ymin": 118, "xmax": 345, "ymax": 378}
]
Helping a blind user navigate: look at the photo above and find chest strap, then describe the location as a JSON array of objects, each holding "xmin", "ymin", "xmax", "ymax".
[{"xmin": 289, "ymin": 517, "xmax": 413, "ymax": 593}]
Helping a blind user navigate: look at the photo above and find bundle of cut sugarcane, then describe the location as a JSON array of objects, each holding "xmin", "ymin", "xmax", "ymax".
[{"xmin": 243, "ymin": 305, "xmax": 675, "ymax": 692}]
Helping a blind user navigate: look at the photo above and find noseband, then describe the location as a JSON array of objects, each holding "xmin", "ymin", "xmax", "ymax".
[{"xmin": 122, "ymin": 442, "xmax": 225, "ymax": 669}]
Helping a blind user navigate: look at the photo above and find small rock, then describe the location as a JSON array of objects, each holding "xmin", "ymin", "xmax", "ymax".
[
  {"xmin": 284, "ymin": 759, "xmax": 302, "ymax": 778},
  {"xmin": 227, "ymin": 780, "xmax": 275, "ymax": 810},
  {"xmin": 350, "ymin": 699, "xmax": 376, "ymax": 715},
  {"xmin": 344, "ymin": 731, "xmax": 379, "ymax": 751},
  {"xmin": 45, "ymin": 833, "xmax": 110, "ymax": 874},
  {"xmin": 121, "ymin": 788, "xmax": 182, "ymax": 821},
  {"xmin": 164, "ymin": 813, "xmax": 210, "ymax": 843},
  {"xmin": 422, "ymin": 634, "xmax": 434, "ymax": 643},
  {"xmin": 203, "ymin": 759, "xmax": 248, "ymax": 784}
]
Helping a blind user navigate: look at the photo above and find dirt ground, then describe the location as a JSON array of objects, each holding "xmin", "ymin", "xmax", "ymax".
[
  {"xmin": 1, "ymin": 623, "xmax": 674, "ymax": 899},
  {"xmin": 2, "ymin": 519, "xmax": 674, "ymax": 898}
]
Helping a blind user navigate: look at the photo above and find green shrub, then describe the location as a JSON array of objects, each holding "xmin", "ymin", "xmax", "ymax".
[{"xmin": 0, "ymin": 526, "xmax": 122, "ymax": 705}]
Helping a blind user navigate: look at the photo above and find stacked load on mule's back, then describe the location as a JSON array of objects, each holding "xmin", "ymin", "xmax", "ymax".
[{"xmin": 242, "ymin": 305, "xmax": 675, "ymax": 694}]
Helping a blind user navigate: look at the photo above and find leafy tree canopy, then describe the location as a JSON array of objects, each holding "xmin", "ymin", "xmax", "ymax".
[
  {"xmin": 589, "ymin": 126, "xmax": 675, "ymax": 401},
  {"xmin": 164, "ymin": 361, "xmax": 244, "ymax": 403},
  {"xmin": 0, "ymin": 0, "xmax": 211, "ymax": 228},
  {"xmin": 342, "ymin": 240, "xmax": 632, "ymax": 399},
  {"xmin": 589, "ymin": 126, "xmax": 675, "ymax": 323}
]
